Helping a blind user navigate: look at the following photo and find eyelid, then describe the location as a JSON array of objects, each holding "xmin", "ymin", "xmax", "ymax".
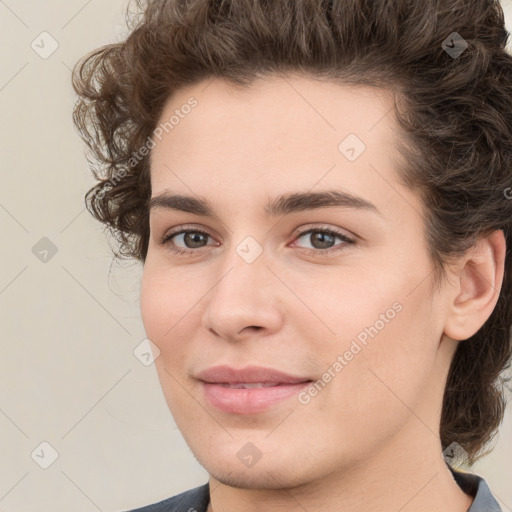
[
  {"xmin": 161, "ymin": 224, "xmax": 216, "ymax": 242},
  {"xmin": 290, "ymin": 223, "xmax": 355, "ymax": 241},
  {"xmin": 160, "ymin": 223, "xmax": 356, "ymax": 256},
  {"xmin": 159, "ymin": 224, "xmax": 218, "ymax": 250},
  {"xmin": 162, "ymin": 223, "xmax": 355, "ymax": 240},
  {"xmin": 288, "ymin": 225, "xmax": 356, "ymax": 255}
]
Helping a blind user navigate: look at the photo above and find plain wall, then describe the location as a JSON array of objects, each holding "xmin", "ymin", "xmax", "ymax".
[{"xmin": 0, "ymin": 1, "xmax": 511, "ymax": 510}]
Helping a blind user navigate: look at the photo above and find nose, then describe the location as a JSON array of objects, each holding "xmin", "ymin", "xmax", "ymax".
[{"xmin": 200, "ymin": 248, "xmax": 283, "ymax": 343}]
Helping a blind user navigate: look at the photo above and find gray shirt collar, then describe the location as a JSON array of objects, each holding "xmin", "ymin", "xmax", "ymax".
[{"xmin": 448, "ymin": 465, "xmax": 502, "ymax": 511}]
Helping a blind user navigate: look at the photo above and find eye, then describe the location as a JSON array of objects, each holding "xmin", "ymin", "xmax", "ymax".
[
  {"xmin": 290, "ymin": 226, "xmax": 355, "ymax": 256},
  {"xmin": 159, "ymin": 225, "xmax": 356, "ymax": 257},
  {"xmin": 159, "ymin": 226, "xmax": 217, "ymax": 256}
]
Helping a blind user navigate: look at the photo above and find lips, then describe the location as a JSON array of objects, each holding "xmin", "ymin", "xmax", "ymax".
[
  {"xmin": 217, "ymin": 382, "xmax": 279, "ymax": 388},
  {"xmin": 195, "ymin": 365, "xmax": 312, "ymax": 414},
  {"xmin": 196, "ymin": 365, "xmax": 311, "ymax": 386}
]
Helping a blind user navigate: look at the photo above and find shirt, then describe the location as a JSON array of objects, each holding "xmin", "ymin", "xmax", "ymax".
[{"xmin": 123, "ymin": 466, "xmax": 502, "ymax": 511}]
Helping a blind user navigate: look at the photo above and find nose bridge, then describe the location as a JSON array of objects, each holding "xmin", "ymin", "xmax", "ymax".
[
  {"xmin": 201, "ymin": 242, "xmax": 282, "ymax": 340},
  {"xmin": 211, "ymin": 230, "xmax": 270, "ymax": 300}
]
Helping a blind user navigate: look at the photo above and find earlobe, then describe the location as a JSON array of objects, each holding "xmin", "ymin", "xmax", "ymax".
[{"xmin": 443, "ymin": 230, "xmax": 506, "ymax": 341}]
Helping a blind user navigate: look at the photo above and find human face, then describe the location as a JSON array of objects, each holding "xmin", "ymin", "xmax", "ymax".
[{"xmin": 140, "ymin": 76, "xmax": 450, "ymax": 489}]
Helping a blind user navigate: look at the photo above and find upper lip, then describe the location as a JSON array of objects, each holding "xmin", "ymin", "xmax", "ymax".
[{"xmin": 195, "ymin": 365, "xmax": 312, "ymax": 384}]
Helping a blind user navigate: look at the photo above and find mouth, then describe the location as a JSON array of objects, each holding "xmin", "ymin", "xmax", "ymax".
[
  {"xmin": 215, "ymin": 382, "xmax": 290, "ymax": 388},
  {"xmin": 195, "ymin": 365, "xmax": 313, "ymax": 414}
]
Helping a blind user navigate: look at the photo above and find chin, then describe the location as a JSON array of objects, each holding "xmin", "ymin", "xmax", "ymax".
[
  {"xmin": 208, "ymin": 465, "xmax": 309, "ymax": 490},
  {"xmin": 193, "ymin": 447, "xmax": 319, "ymax": 491}
]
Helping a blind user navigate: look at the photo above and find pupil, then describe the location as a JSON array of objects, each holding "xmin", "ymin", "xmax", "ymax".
[
  {"xmin": 185, "ymin": 232, "xmax": 206, "ymax": 248},
  {"xmin": 312, "ymin": 232, "xmax": 334, "ymax": 249}
]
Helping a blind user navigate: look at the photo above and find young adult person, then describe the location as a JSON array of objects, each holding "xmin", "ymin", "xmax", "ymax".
[{"xmin": 72, "ymin": 1, "xmax": 512, "ymax": 510}]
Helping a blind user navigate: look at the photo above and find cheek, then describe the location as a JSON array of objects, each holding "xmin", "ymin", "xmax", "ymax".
[
  {"xmin": 140, "ymin": 262, "xmax": 200, "ymax": 346},
  {"xmin": 139, "ymin": 261, "xmax": 219, "ymax": 390},
  {"xmin": 307, "ymin": 258, "xmax": 439, "ymax": 404},
  {"xmin": 140, "ymin": 265, "xmax": 198, "ymax": 411},
  {"xmin": 321, "ymin": 281, "xmax": 439, "ymax": 432},
  {"xmin": 139, "ymin": 269, "xmax": 167, "ymax": 345}
]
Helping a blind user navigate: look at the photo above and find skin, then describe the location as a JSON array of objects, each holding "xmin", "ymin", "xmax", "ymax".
[{"xmin": 140, "ymin": 75, "xmax": 506, "ymax": 512}]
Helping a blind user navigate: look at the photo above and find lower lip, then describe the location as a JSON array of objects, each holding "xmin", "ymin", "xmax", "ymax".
[{"xmin": 201, "ymin": 381, "xmax": 311, "ymax": 414}]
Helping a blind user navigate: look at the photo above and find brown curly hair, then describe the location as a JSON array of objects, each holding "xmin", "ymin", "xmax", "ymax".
[{"xmin": 72, "ymin": 0, "xmax": 512, "ymax": 464}]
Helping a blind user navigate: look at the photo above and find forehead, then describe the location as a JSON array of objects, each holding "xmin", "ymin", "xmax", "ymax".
[
  {"xmin": 151, "ymin": 75, "xmax": 396, "ymax": 157},
  {"xmin": 148, "ymin": 75, "xmax": 416, "ymax": 217}
]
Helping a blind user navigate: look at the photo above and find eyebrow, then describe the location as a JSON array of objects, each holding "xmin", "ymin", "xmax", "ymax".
[{"xmin": 149, "ymin": 190, "xmax": 382, "ymax": 218}]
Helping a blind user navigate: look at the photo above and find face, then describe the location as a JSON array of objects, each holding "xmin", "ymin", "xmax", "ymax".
[{"xmin": 140, "ymin": 76, "xmax": 451, "ymax": 489}]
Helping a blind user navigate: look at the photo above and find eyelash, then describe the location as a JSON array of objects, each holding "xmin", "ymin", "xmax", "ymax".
[{"xmin": 159, "ymin": 225, "xmax": 356, "ymax": 257}]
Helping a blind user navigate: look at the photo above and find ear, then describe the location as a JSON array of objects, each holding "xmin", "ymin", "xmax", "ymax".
[{"xmin": 443, "ymin": 230, "xmax": 506, "ymax": 341}]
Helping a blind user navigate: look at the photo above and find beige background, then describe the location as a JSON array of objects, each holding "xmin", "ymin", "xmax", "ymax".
[{"xmin": 0, "ymin": 1, "xmax": 511, "ymax": 510}]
